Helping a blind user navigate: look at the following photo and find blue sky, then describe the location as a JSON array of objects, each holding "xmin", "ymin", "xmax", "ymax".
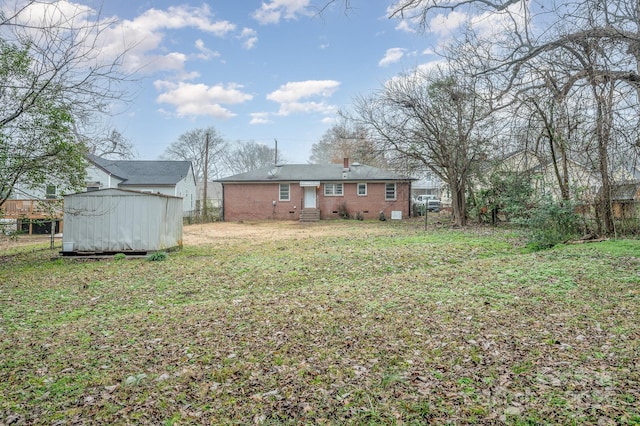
[
  {"xmin": 14, "ymin": 1, "xmax": 485, "ymax": 163},
  {"xmin": 86, "ymin": 0, "xmax": 453, "ymax": 163}
]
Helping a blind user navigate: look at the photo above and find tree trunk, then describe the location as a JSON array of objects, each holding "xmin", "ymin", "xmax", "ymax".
[
  {"xmin": 449, "ymin": 175, "xmax": 467, "ymax": 227},
  {"xmin": 593, "ymin": 81, "xmax": 615, "ymax": 236}
]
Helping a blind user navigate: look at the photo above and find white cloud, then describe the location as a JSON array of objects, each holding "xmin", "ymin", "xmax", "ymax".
[
  {"xmin": 267, "ymin": 80, "xmax": 340, "ymax": 103},
  {"xmin": 239, "ymin": 28, "xmax": 258, "ymax": 49},
  {"xmin": 154, "ymin": 81, "xmax": 253, "ymax": 119},
  {"xmin": 264, "ymin": 80, "xmax": 340, "ymax": 118},
  {"xmin": 429, "ymin": 11, "xmax": 468, "ymax": 37},
  {"xmin": 12, "ymin": 2, "xmax": 238, "ymax": 76},
  {"xmin": 252, "ymin": 0, "xmax": 312, "ymax": 25},
  {"xmin": 378, "ymin": 48, "xmax": 406, "ymax": 67},
  {"xmin": 194, "ymin": 39, "xmax": 220, "ymax": 60},
  {"xmin": 395, "ymin": 20, "xmax": 417, "ymax": 34},
  {"xmin": 8, "ymin": 0, "xmax": 97, "ymax": 29},
  {"xmin": 104, "ymin": 5, "xmax": 236, "ymax": 74},
  {"xmin": 276, "ymin": 101, "xmax": 337, "ymax": 116},
  {"xmin": 250, "ymin": 112, "xmax": 273, "ymax": 125},
  {"xmin": 426, "ymin": 4, "xmax": 526, "ymax": 42},
  {"xmin": 132, "ymin": 5, "xmax": 235, "ymax": 36}
]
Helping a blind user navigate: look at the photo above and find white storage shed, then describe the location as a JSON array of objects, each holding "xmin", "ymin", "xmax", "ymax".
[{"xmin": 62, "ymin": 189, "xmax": 183, "ymax": 254}]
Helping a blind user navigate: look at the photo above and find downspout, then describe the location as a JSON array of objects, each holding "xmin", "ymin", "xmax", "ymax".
[
  {"xmin": 408, "ymin": 180, "xmax": 412, "ymax": 218},
  {"xmin": 220, "ymin": 183, "xmax": 225, "ymax": 221}
]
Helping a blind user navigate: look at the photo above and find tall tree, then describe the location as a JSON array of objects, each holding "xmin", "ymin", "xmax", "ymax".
[
  {"xmin": 351, "ymin": 68, "xmax": 493, "ymax": 227},
  {"xmin": 0, "ymin": 39, "xmax": 85, "ymax": 206},
  {"xmin": 224, "ymin": 141, "xmax": 279, "ymax": 175},
  {"xmin": 328, "ymin": 0, "xmax": 640, "ymax": 235},
  {"xmin": 392, "ymin": 0, "xmax": 640, "ymax": 235},
  {"xmin": 0, "ymin": 1, "xmax": 130, "ymax": 206},
  {"xmin": 161, "ymin": 127, "xmax": 228, "ymax": 182},
  {"xmin": 309, "ymin": 121, "xmax": 387, "ymax": 167},
  {"xmin": 81, "ymin": 128, "xmax": 136, "ymax": 160}
]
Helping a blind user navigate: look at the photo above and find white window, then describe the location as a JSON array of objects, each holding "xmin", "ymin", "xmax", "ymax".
[
  {"xmin": 385, "ymin": 183, "xmax": 396, "ymax": 200},
  {"xmin": 45, "ymin": 185, "xmax": 57, "ymax": 199},
  {"xmin": 279, "ymin": 183, "xmax": 290, "ymax": 201},
  {"xmin": 357, "ymin": 183, "xmax": 367, "ymax": 196},
  {"xmin": 324, "ymin": 183, "xmax": 343, "ymax": 196}
]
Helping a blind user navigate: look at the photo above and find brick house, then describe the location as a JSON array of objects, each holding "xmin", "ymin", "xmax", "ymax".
[{"xmin": 218, "ymin": 159, "xmax": 414, "ymax": 221}]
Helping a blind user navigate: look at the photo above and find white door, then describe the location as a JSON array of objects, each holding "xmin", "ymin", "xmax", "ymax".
[{"xmin": 304, "ymin": 187, "xmax": 316, "ymax": 208}]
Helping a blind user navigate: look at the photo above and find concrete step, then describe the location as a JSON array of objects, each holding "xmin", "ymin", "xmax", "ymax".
[{"xmin": 299, "ymin": 209, "xmax": 320, "ymax": 222}]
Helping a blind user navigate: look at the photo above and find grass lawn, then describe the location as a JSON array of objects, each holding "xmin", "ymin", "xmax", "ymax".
[{"xmin": 1, "ymin": 220, "xmax": 639, "ymax": 425}]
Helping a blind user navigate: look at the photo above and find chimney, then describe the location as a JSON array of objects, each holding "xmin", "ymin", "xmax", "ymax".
[{"xmin": 343, "ymin": 158, "xmax": 349, "ymax": 171}]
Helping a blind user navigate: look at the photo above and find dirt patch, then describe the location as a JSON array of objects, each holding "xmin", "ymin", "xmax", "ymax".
[
  {"xmin": 182, "ymin": 220, "xmax": 367, "ymax": 245},
  {"xmin": 0, "ymin": 234, "xmax": 58, "ymax": 251},
  {"xmin": 0, "ymin": 220, "xmax": 392, "ymax": 252}
]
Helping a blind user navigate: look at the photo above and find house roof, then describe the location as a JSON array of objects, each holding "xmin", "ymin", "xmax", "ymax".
[
  {"xmin": 610, "ymin": 181, "xmax": 640, "ymax": 201},
  {"xmin": 88, "ymin": 154, "xmax": 193, "ymax": 186},
  {"xmin": 218, "ymin": 163, "xmax": 414, "ymax": 183}
]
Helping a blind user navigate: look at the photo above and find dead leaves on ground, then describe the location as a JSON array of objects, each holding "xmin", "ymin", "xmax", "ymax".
[{"xmin": 1, "ymin": 223, "xmax": 639, "ymax": 424}]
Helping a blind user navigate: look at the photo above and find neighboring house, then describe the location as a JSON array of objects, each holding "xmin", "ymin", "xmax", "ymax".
[
  {"xmin": 488, "ymin": 151, "xmax": 599, "ymax": 203},
  {"xmin": 196, "ymin": 181, "xmax": 223, "ymax": 210},
  {"xmin": 498, "ymin": 150, "xmax": 543, "ymax": 175},
  {"xmin": 530, "ymin": 158, "xmax": 600, "ymax": 202},
  {"xmin": 3, "ymin": 155, "xmax": 196, "ymax": 234},
  {"xmin": 218, "ymin": 159, "xmax": 414, "ymax": 221},
  {"xmin": 609, "ymin": 181, "xmax": 640, "ymax": 219},
  {"xmin": 412, "ymin": 170, "xmax": 443, "ymax": 200},
  {"xmin": 86, "ymin": 154, "xmax": 197, "ymax": 215}
]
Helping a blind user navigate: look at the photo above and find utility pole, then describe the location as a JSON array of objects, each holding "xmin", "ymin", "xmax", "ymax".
[
  {"xmin": 203, "ymin": 132, "xmax": 209, "ymax": 218},
  {"xmin": 274, "ymin": 138, "xmax": 278, "ymax": 165}
]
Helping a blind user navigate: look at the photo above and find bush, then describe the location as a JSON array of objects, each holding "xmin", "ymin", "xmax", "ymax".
[
  {"xmin": 337, "ymin": 201, "xmax": 349, "ymax": 219},
  {"xmin": 470, "ymin": 171, "xmax": 534, "ymax": 225},
  {"xmin": 525, "ymin": 198, "xmax": 581, "ymax": 250},
  {"xmin": 114, "ymin": 253, "xmax": 126, "ymax": 261},
  {"xmin": 147, "ymin": 251, "xmax": 168, "ymax": 261}
]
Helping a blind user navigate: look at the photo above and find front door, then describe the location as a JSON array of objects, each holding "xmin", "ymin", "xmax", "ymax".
[{"xmin": 304, "ymin": 186, "xmax": 316, "ymax": 209}]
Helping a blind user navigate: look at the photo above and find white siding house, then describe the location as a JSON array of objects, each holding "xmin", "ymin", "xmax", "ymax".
[{"xmin": 86, "ymin": 155, "xmax": 197, "ymax": 215}]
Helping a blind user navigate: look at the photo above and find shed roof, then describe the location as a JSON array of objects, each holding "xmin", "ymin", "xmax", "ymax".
[
  {"xmin": 218, "ymin": 163, "xmax": 413, "ymax": 183},
  {"xmin": 610, "ymin": 181, "xmax": 640, "ymax": 201},
  {"xmin": 65, "ymin": 188, "xmax": 181, "ymax": 199},
  {"xmin": 88, "ymin": 154, "xmax": 193, "ymax": 186}
]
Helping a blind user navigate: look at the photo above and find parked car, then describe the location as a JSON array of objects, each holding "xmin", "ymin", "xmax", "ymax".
[{"xmin": 413, "ymin": 195, "xmax": 441, "ymax": 213}]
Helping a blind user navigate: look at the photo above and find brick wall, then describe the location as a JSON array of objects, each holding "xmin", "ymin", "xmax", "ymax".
[
  {"xmin": 222, "ymin": 182, "xmax": 302, "ymax": 221},
  {"xmin": 222, "ymin": 181, "xmax": 411, "ymax": 221},
  {"xmin": 318, "ymin": 182, "xmax": 410, "ymax": 219}
]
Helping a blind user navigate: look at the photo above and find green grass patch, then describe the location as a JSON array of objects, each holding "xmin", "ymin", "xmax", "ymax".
[{"xmin": 1, "ymin": 223, "xmax": 638, "ymax": 424}]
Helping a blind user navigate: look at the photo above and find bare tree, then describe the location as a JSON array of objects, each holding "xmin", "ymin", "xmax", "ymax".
[
  {"xmin": 309, "ymin": 121, "xmax": 389, "ymax": 168},
  {"xmin": 351, "ymin": 67, "xmax": 493, "ymax": 227},
  {"xmin": 396, "ymin": 0, "xmax": 640, "ymax": 234},
  {"xmin": 325, "ymin": 0, "xmax": 640, "ymax": 234},
  {"xmin": 224, "ymin": 141, "xmax": 279, "ymax": 175},
  {"xmin": 77, "ymin": 128, "xmax": 136, "ymax": 160},
  {"xmin": 0, "ymin": 1, "xmax": 132, "ymax": 206},
  {"xmin": 161, "ymin": 127, "xmax": 228, "ymax": 182}
]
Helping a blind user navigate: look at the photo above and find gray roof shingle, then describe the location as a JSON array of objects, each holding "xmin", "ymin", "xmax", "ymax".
[
  {"xmin": 218, "ymin": 163, "xmax": 413, "ymax": 183},
  {"xmin": 88, "ymin": 154, "xmax": 193, "ymax": 186}
]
